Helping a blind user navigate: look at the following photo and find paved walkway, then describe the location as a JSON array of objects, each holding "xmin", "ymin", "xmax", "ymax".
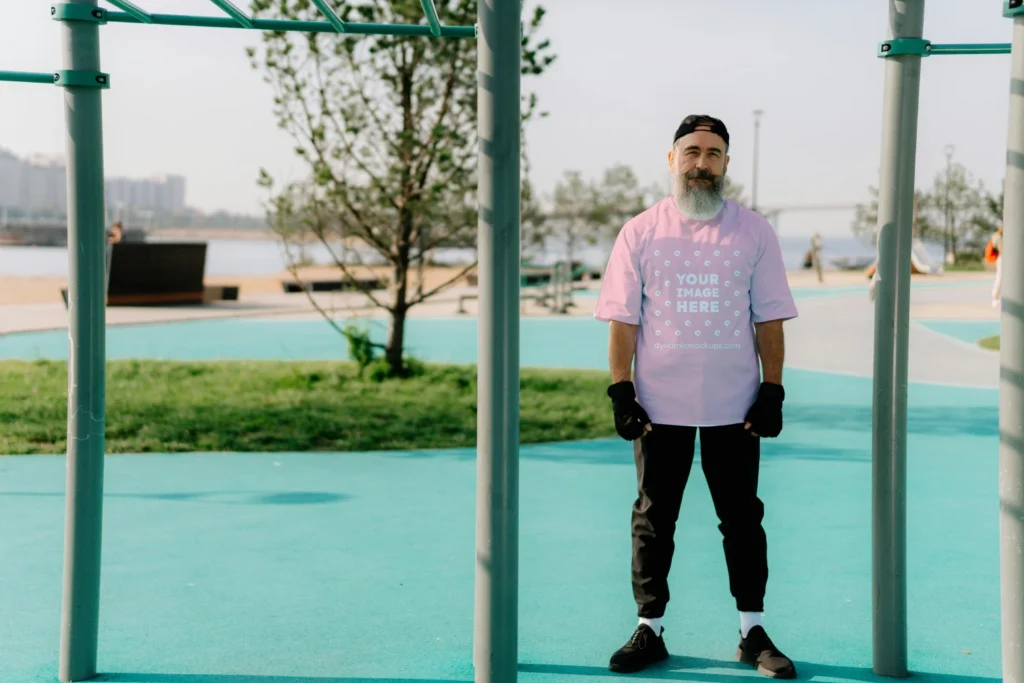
[
  {"xmin": 785, "ymin": 281, "xmax": 998, "ymax": 387},
  {"xmin": 0, "ymin": 275, "xmax": 1001, "ymax": 388}
]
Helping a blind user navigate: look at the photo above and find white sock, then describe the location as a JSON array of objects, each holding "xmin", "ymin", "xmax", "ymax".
[
  {"xmin": 638, "ymin": 617, "xmax": 662, "ymax": 636},
  {"xmin": 740, "ymin": 612, "xmax": 763, "ymax": 638}
]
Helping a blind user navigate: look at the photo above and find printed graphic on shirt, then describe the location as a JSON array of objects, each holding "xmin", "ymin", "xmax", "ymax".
[{"xmin": 645, "ymin": 244, "xmax": 748, "ymax": 351}]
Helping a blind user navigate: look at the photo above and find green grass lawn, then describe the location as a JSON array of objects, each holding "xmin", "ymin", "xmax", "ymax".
[
  {"xmin": 980, "ymin": 335, "xmax": 1000, "ymax": 350},
  {"xmin": 0, "ymin": 360, "xmax": 617, "ymax": 455}
]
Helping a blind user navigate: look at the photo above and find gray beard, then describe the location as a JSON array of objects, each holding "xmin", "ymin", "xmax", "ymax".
[{"xmin": 673, "ymin": 173, "xmax": 725, "ymax": 220}]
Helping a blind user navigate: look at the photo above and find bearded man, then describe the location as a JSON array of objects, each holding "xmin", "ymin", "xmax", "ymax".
[{"xmin": 593, "ymin": 115, "xmax": 799, "ymax": 678}]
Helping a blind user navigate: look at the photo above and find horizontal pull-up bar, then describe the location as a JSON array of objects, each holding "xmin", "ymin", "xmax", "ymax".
[
  {"xmin": 879, "ymin": 38, "xmax": 1012, "ymax": 57},
  {"xmin": 0, "ymin": 69, "xmax": 110, "ymax": 88},
  {"xmin": 0, "ymin": 71, "xmax": 55, "ymax": 84},
  {"xmin": 930, "ymin": 43, "xmax": 1011, "ymax": 55},
  {"xmin": 103, "ymin": 10, "xmax": 475, "ymax": 38}
]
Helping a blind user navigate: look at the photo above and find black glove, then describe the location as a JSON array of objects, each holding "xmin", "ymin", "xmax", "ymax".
[
  {"xmin": 607, "ymin": 381, "xmax": 651, "ymax": 441},
  {"xmin": 744, "ymin": 382, "xmax": 785, "ymax": 438}
]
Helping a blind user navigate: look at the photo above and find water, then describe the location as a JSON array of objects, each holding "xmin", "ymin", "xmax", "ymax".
[{"xmin": 0, "ymin": 233, "xmax": 934, "ymax": 278}]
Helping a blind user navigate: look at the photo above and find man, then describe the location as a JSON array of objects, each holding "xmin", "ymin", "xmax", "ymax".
[{"xmin": 593, "ymin": 114, "xmax": 799, "ymax": 678}]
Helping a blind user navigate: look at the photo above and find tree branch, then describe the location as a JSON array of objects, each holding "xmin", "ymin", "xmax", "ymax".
[
  {"xmin": 343, "ymin": 47, "xmax": 404, "ymax": 162},
  {"xmin": 412, "ymin": 47, "xmax": 462, "ymax": 189},
  {"xmin": 408, "ymin": 260, "xmax": 479, "ymax": 306},
  {"xmin": 314, "ymin": 48, "xmax": 401, "ymax": 209}
]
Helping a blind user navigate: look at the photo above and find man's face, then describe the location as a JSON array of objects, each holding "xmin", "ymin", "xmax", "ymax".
[
  {"xmin": 668, "ymin": 130, "xmax": 729, "ymax": 213},
  {"xmin": 668, "ymin": 130, "xmax": 729, "ymax": 182}
]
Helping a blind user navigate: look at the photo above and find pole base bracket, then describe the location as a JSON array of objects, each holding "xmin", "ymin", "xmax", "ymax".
[
  {"xmin": 54, "ymin": 70, "xmax": 110, "ymax": 89},
  {"xmin": 878, "ymin": 38, "xmax": 932, "ymax": 58},
  {"xmin": 1007, "ymin": 0, "xmax": 1024, "ymax": 18},
  {"xmin": 50, "ymin": 4, "xmax": 108, "ymax": 23}
]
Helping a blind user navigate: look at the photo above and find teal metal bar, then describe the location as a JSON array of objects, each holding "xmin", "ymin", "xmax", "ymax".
[
  {"xmin": 103, "ymin": 11, "xmax": 475, "ymax": 37},
  {"xmin": 311, "ymin": 0, "xmax": 347, "ymax": 33},
  {"xmin": 420, "ymin": 0, "xmax": 442, "ymax": 37},
  {"xmin": 930, "ymin": 42, "xmax": 1011, "ymax": 55},
  {"xmin": 55, "ymin": 0, "xmax": 108, "ymax": 680},
  {"xmin": 0, "ymin": 70, "xmax": 55, "ymax": 84},
  {"xmin": 105, "ymin": 0, "xmax": 153, "ymax": 24},
  {"xmin": 473, "ymin": 0, "xmax": 521, "ymax": 679},
  {"xmin": 872, "ymin": 0, "xmax": 924, "ymax": 676},
  {"xmin": 207, "ymin": 0, "xmax": 253, "ymax": 29}
]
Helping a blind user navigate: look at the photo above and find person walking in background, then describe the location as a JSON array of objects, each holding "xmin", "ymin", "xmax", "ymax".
[
  {"xmin": 594, "ymin": 114, "xmax": 799, "ymax": 678},
  {"xmin": 107, "ymin": 221, "xmax": 123, "ymax": 245},
  {"xmin": 990, "ymin": 225, "xmax": 1003, "ymax": 308},
  {"xmin": 105, "ymin": 221, "xmax": 123, "ymax": 297},
  {"xmin": 809, "ymin": 232, "xmax": 823, "ymax": 284}
]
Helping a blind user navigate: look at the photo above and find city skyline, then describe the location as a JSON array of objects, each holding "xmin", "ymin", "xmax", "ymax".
[{"xmin": 0, "ymin": 146, "xmax": 187, "ymax": 216}]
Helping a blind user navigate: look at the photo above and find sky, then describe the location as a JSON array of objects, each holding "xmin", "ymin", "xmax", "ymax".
[{"xmin": 0, "ymin": 0, "xmax": 1018, "ymax": 238}]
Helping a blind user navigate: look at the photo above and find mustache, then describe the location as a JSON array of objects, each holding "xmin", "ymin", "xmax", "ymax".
[{"xmin": 685, "ymin": 169, "xmax": 717, "ymax": 181}]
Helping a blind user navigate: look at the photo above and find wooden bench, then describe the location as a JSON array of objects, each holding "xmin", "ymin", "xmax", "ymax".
[{"xmin": 59, "ymin": 242, "xmax": 241, "ymax": 308}]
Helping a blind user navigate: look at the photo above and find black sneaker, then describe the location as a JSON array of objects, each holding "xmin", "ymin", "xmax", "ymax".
[
  {"xmin": 608, "ymin": 624, "xmax": 669, "ymax": 673},
  {"xmin": 735, "ymin": 625, "xmax": 797, "ymax": 679}
]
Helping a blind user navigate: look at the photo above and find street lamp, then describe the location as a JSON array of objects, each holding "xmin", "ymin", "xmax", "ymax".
[
  {"xmin": 944, "ymin": 144, "xmax": 955, "ymax": 265},
  {"xmin": 752, "ymin": 109, "xmax": 764, "ymax": 213}
]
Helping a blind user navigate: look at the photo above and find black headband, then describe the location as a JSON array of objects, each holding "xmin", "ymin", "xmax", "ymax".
[{"xmin": 673, "ymin": 115, "xmax": 730, "ymax": 147}]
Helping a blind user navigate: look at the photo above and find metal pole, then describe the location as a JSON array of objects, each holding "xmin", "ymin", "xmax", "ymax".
[
  {"xmin": 1000, "ymin": 12, "xmax": 1024, "ymax": 683},
  {"xmin": 752, "ymin": 109, "xmax": 763, "ymax": 212},
  {"xmin": 57, "ymin": 1, "xmax": 108, "ymax": 680},
  {"xmin": 474, "ymin": 0, "xmax": 521, "ymax": 681},
  {"xmin": 871, "ymin": 0, "xmax": 925, "ymax": 676}
]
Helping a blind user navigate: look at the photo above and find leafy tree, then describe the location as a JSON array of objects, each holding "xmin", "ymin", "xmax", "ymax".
[
  {"xmin": 548, "ymin": 169, "xmax": 600, "ymax": 264},
  {"xmin": 248, "ymin": 0, "xmax": 555, "ymax": 376},
  {"xmin": 850, "ymin": 162, "xmax": 1000, "ymax": 262},
  {"xmin": 539, "ymin": 164, "xmax": 663, "ymax": 260},
  {"xmin": 921, "ymin": 162, "xmax": 988, "ymax": 260},
  {"xmin": 972, "ymin": 188, "xmax": 1004, "ymax": 241},
  {"xmin": 519, "ymin": 147, "xmax": 550, "ymax": 264},
  {"xmin": 850, "ymin": 185, "xmax": 935, "ymax": 246},
  {"xmin": 722, "ymin": 176, "xmax": 748, "ymax": 207}
]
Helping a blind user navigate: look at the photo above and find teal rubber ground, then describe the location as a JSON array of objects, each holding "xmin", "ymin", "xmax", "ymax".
[
  {"xmin": 0, "ymin": 317, "xmax": 621, "ymax": 365},
  {"xmin": 0, "ymin": 363, "xmax": 1001, "ymax": 682}
]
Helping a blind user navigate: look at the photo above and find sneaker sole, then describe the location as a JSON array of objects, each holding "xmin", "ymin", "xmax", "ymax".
[{"xmin": 735, "ymin": 648, "xmax": 797, "ymax": 679}]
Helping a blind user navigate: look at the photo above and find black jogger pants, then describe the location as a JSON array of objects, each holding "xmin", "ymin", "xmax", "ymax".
[{"xmin": 631, "ymin": 423, "xmax": 767, "ymax": 617}]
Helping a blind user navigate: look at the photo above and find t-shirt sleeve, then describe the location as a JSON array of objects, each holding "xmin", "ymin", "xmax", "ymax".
[
  {"xmin": 594, "ymin": 223, "xmax": 644, "ymax": 325},
  {"xmin": 750, "ymin": 220, "xmax": 798, "ymax": 323}
]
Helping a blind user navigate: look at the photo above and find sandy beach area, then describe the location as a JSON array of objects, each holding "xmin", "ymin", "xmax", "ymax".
[
  {"xmin": 0, "ymin": 263, "xmax": 997, "ymax": 336},
  {"xmin": 0, "ymin": 264, "xmax": 991, "ymax": 307},
  {"xmin": 0, "ymin": 264, "xmax": 477, "ymax": 307}
]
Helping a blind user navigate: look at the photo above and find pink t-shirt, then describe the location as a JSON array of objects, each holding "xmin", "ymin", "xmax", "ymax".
[{"xmin": 594, "ymin": 197, "xmax": 798, "ymax": 427}]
